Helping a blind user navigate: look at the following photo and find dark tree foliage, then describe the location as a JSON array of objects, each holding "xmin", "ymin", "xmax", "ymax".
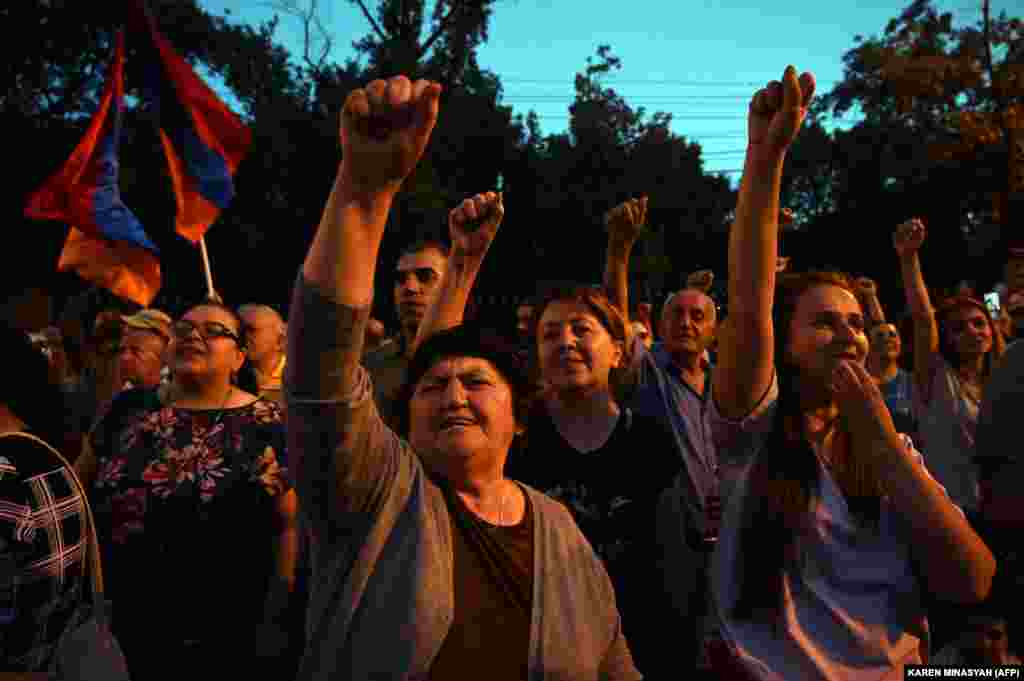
[
  {"xmin": 12, "ymin": 0, "xmax": 735, "ymax": 331},
  {"xmin": 781, "ymin": 0, "xmax": 1023, "ymax": 315}
]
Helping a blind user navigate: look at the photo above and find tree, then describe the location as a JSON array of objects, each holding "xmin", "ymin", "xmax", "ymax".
[{"xmin": 780, "ymin": 0, "xmax": 1022, "ymax": 304}]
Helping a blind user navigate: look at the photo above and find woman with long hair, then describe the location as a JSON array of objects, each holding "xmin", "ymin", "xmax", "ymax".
[
  {"xmin": 895, "ymin": 217, "xmax": 1005, "ymax": 509},
  {"xmin": 709, "ymin": 67, "xmax": 994, "ymax": 680}
]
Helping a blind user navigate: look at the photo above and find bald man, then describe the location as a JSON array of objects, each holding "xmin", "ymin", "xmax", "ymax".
[{"xmin": 239, "ymin": 304, "xmax": 287, "ymax": 405}]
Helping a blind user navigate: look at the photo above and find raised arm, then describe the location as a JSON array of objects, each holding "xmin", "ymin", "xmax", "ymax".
[
  {"xmin": 409, "ymin": 191, "xmax": 504, "ymax": 357},
  {"xmin": 287, "ymin": 75, "xmax": 441, "ymax": 534},
  {"xmin": 602, "ymin": 196, "xmax": 648, "ymax": 330},
  {"xmin": 855, "ymin": 277, "xmax": 887, "ymax": 326},
  {"xmin": 894, "ymin": 218, "xmax": 940, "ymax": 400},
  {"xmin": 713, "ymin": 67, "xmax": 815, "ymax": 419}
]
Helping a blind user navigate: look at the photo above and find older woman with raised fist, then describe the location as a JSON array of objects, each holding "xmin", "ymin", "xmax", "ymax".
[{"xmin": 285, "ymin": 76, "xmax": 639, "ymax": 681}]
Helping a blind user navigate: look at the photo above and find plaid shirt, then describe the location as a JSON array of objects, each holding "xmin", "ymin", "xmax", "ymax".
[{"xmin": 0, "ymin": 432, "xmax": 87, "ymax": 671}]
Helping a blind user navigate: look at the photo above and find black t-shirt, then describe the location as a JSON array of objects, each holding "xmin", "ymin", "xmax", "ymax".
[
  {"xmin": 505, "ymin": 402, "xmax": 685, "ymax": 678},
  {"xmin": 429, "ymin": 483, "xmax": 534, "ymax": 680}
]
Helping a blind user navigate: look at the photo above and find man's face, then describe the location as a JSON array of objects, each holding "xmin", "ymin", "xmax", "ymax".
[
  {"xmin": 240, "ymin": 309, "xmax": 283, "ymax": 365},
  {"xmin": 659, "ymin": 291, "xmax": 717, "ymax": 358},
  {"xmin": 393, "ymin": 248, "xmax": 447, "ymax": 335},
  {"xmin": 408, "ymin": 356, "xmax": 518, "ymax": 477},
  {"xmin": 118, "ymin": 329, "xmax": 166, "ymax": 388}
]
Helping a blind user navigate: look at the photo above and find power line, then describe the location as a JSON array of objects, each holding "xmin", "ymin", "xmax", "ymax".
[
  {"xmin": 533, "ymin": 114, "xmax": 746, "ymax": 120},
  {"xmin": 501, "ymin": 95, "xmax": 752, "ymax": 101},
  {"xmin": 499, "ymin": 77, "xmax": 840, "ymax": 86}
]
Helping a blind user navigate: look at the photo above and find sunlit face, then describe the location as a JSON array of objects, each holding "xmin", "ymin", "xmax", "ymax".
[
  {"xmin": 170, "ymin": 305, "xmax": 245, "ymax": 383},
  {"xmin": 786, "ymin": 285, "xmax": 868, "ymax": 387},
  {"xmin": 660, "ymin": 291, "xmax": 716, "ymax": 357},
  {"xmin": 240, "ymin": 309, "xmax": 283, "ymax": 365},
  {"xmin": 408, "ymin": 356, "xmax": 519, "ymax": 476},
  {"xmin": 944, "ymin": 305, "xmax": 993, "ymax": 358},
  {"xmin": 118, "ymin": 328, "xmax": 167, "ymax": 388},
  {"xmin": 537, "ymin": 300, "xmax": 623, "ymax": 395},
  {"xmin": 869, "ymin": 323, "xmax": 901, "ymax": 360},
  {"xmin": 393, "ymin": 248, "xmax": 447, "ymax": 335},
  {"xmin": 632, "ymin": 321, "xmax": 652, "ymax": 349}
]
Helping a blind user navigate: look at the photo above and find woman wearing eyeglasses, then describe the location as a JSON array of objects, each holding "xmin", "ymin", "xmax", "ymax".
[{"xmin": 73, "ymin": 300, "xmax": 297, "ymax": 680}]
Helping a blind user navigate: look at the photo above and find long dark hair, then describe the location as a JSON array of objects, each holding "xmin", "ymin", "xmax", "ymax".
[{"xmin": 731, "ymin": 271, "xmax": 886, "ymax": 622}]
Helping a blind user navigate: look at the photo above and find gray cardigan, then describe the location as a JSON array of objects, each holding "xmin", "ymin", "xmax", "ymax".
[{"xmin": 286, "ymin": 275, "xmax": 641, "ymax": 681}]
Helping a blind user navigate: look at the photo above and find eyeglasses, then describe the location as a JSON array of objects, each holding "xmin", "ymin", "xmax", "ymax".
[{"xmin": 171, "ymin": 320, "xmax": 241, "ymax": 344}]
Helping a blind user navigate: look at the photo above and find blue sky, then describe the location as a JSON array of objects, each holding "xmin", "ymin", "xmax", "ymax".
[{"xmin": 200, "ymin": 0, "xmax": 1013, "ymax": 178}]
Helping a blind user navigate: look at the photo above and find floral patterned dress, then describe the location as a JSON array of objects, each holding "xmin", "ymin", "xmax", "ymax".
[{"xmin": 87, "ymin": 387, "xmax": 289, "ymax": 661}]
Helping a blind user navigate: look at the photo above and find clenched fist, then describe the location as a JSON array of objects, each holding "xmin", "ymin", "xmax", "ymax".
[
  {"xmin": 605, "ymin": 196, "xmax": 648, "ymax": 248},
  {"xmin": 687, "ymin": 269, "xmax": 715, "ymax": 293},
  {"xmin": 340, "ymin": 75, "xmax": 442, "ymax": 192},
  {"xmin": 856, "ymin": 277, "xmax": 878, "ymax": 298},
  {"xmin": 893, "ymin": 218, "xmax": 926, "ymax": 258},
  {"xmin": 748, "ymin": 66, "xmax": 816, "ymax": 158},
  {"xmin": 449, "ymin": 191, "xmax": 504, "ymax": 259}
]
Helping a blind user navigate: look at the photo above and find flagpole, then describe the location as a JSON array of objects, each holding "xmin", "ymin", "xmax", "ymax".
[{"xmin": 199, "ymin": 236, "xmax": 219, "ymax": 302}]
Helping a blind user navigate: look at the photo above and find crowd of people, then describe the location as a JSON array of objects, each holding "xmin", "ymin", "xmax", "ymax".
[{"xmin": 3, "ymin": 66, "xmax": 1024, "ymax": 679}]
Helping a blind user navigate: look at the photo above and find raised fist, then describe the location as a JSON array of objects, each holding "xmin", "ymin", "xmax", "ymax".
[
  {"xmin": 687, "ymin": 269, "xmax": 715, "ymax": 293},
  {"xmin": 893, "ymin": 218, "xmax": 926, "ymax": 257},
  {"xmin": 604, "ymin": 196, "xmax": 648, "ymax": 247},
  {"xmin": 855, "ymin": 277, "xmax": 878, "ymax": 298},
  {"xmin": 748, "ymin": 66, "xmax": 816, "ymax": 157},
  {"xmin": 449, "ymin": 191, "xmax": 504, "ymax": 259},
  {"xmin": 340, "ymin": 75, "xmax": 442, "ymax": 192}
]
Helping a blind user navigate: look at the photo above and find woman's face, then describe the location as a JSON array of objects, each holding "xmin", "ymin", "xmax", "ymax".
[
  {"xmin": 408, "ymin": 356, "xmax": 519, "ymax": 477},
  {"xmin": 944, "ymin": 305, "xmax": 994, "ymax": 358},
  {"xmin": 869, "ymin": 323, "xmax": 901, "ymax": 360},
  {"xmin": 537, "ymin": 300, "xmax": 622, "ymax": 396},
  {"xmin": 169, "ymin": 305, "xmax": 245, "ymax": 384},
  {"xmin": 786, "ymin": 285, "xmax": 868, "ymax": 388}
]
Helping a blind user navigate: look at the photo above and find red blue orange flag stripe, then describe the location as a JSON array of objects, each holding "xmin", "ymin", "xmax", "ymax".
[
  {"xmin": 127, "ymin": 0, "xmax": 251, "ymax": 243},
  {"xmin": 24, "ymin": 30, "xmax": 161, "ymax": 307}
]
